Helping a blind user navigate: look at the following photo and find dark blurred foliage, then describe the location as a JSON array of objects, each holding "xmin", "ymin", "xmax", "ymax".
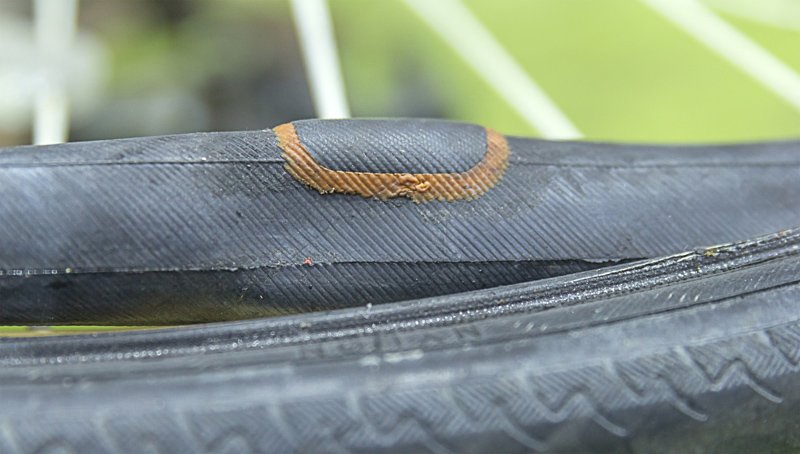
[{"xmin": 72, "ymin": 0, "xmax": 315, "ymax": 140}]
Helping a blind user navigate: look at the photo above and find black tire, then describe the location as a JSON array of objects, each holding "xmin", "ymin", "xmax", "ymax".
[
  {"xmin": 2, "ymin": 119, "xmax": 799, "ymax": 452},
  {"xmin": 0, "ymin": 228, "xmax": 799, "ymax": 453},
  {"xmin": 2, "ymin": 119, "xmax": 800, "ymax": 325}
]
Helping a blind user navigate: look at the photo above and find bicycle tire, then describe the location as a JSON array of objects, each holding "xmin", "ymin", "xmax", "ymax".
[
  {"xmin": 0, "ymin": 228, "xmax": 798, "ymax": 452},
  {"xmin": 1, "ymin": 119, "xmax": 799, "ymax": 325}
]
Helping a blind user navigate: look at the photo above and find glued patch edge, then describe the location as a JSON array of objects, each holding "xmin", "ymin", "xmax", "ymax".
[{"xmin": 273, "ymin": 122, "xmax": 509, "ymax": 202}]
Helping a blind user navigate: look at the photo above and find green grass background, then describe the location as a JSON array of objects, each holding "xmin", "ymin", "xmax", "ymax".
[{"xmin": 332, "ymin": 0, "xmax": 800, "ymax": 142}]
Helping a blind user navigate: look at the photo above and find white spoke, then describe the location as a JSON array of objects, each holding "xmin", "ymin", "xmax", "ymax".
[
  {"xmin": 33, "ymin": 0, "xmax": 78, "ymax": 145},
  {"xmin": 289, "ymin": 0, "xmax": 350, "ymax": 119},
  {"xmin": 645, "ymin": 0, "xmax": 800, "ymax": 113},
  {"xmin": 404, "ymin": 0, "xmax": 581, "ymax": 140},
  {"xmin": 703, "ymin": 0, "xmax": 800, "ymax": 32}
]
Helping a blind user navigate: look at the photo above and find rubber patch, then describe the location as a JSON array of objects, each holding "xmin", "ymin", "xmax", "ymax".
[{"xmin": 273, "ymin": 121, "xmax": 509, "ymax": 202}]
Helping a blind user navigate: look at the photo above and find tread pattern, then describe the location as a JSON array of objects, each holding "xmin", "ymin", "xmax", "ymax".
[
  {"xmin": 1, "ymin": 320, "xmax": 798, "ymax": 453},
  {"xmin": 1, "ymin": 230, "xmax": 798, "ymax": 452}
]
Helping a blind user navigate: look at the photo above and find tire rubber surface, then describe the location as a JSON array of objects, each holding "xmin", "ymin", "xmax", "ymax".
[
  {"xmin": 1, "ymin": 119, "xmax": 799, "ymax": 324},
  {"xmin": 0, "ymin": 229, "xmax": 799, "ymax": 452},
  {"xmin": 0, "ymin": 119, "xmax": 799, "ymax": 452}
]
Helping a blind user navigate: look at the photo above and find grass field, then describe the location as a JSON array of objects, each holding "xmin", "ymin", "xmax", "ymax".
[
  {"xmin": 332, "ymin": 0, "xmax": 800, "ymax": 142},
  {"xmin": 5, "ymin": 0, "xmax": 797, "ymax": 145}
]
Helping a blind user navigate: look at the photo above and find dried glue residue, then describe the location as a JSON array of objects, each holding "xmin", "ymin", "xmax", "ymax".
[{"xmin": 273, "ymin": 122, "xmax": 509, "ymax": 203}]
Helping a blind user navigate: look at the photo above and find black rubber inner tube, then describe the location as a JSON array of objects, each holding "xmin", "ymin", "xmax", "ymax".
[{"xmin": 1, "ymin": 118, "xmax": 799, "ymax": 325}]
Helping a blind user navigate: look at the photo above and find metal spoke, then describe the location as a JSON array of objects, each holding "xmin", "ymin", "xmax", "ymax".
[
  {"xmin": 289, "ymin": 0, "xmax": 350, "ymax": 119},
  {"xmin": 703, "ymin": 0, "xmax": 800, "ymax": 31},
  {"xmin": 404, "ymin": 0, "xmax": 581, "ymax": 140},
  {"xmin": 33, "ymin": 0, "xmax": 78, "ymax": 145},
  {"xmin": 646, "ymin": 0, "xmax": 800, "ymax": 113}
]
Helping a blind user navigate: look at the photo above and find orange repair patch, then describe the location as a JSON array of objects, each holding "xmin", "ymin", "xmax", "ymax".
[{"xmin": 273, "ymin": 122, "xmax": 509, "ymax": 202}]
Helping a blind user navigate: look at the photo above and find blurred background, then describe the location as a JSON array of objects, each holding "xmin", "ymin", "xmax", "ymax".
[{"xmin": 0, "ymin": 0, "xmax": 799, "ymax": 148}]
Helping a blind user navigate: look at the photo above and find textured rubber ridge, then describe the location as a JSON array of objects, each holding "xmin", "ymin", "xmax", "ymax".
[
  {"xmin": 292, "ymin": 118, "xmax": 488, "ymax": 173},
  {"xmin": 1, "ymin": 119, "xmax": 799, "ymax": 324},
  {"xmin": 0, "ymin": 229, "xmax": 798, "ymax": 452}
]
